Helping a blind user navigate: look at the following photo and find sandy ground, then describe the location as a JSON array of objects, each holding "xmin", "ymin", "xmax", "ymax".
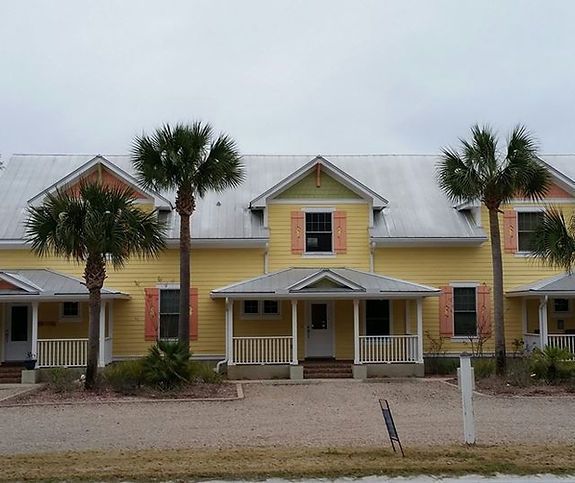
[{"xmin": 1, "ymin": 379, "xmax": 574, "ymax": 454}]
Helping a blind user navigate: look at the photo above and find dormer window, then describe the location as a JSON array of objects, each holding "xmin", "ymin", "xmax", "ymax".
[{"xmin": 305, "ymin": 212, "xmax": 333, "ymax": 253}]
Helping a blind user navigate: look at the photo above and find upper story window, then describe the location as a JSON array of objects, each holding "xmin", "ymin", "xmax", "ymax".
[
  {"xmin": 453, "ymin": 287, "xmax": 477, "ymax": 336},
  {"xmin": 517, "ymin": 211, "xmax": 544, "ymax": 252},
  {"xmin": 159, "ymin": 289, "xmax": 179, "ymax": 340},
  {"xmin": 305, "ymin": 212, "xmax": 332, "ymax": 253}
]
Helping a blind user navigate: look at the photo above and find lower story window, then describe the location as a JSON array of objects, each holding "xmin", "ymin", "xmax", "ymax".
[
  {"xmin": 365, "ymin": 300, "xmax": 390, "ymax": 336},
  {"xmin": 61, "ymin": 301, "xmax": 80, "ymax": 319},
  {"xmin": 160, "ymin": 289, "xmax": 179, "ymax": 339},
  {"xmin": 453, "ymin": 287, "xmax": 477, "ymax": 336},
  {"xmin": 242, "ymin": 300, "xmax": 280, "ymax": 317}
]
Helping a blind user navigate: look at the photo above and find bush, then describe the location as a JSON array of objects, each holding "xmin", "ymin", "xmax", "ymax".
[
  {"xmin": 190, "ymin": 361, "xmax": 222, "ymax": 384},
  {"xmin": 473, "ymin": 358, "xmax": 495, "ymax": 379},
  {"xmin": 505, "ymin": 357, "xmax": 534, "ymax": 387},
  {"xmin": 103, "ymin": 360, "xmax": 145, "ymax": 393},
  {"xmin": 142, "ymin": 341, "xmax": 191, "ymax": 390},
  {"xmin": 47, "ymin": 367, "xmax": 78, "ymax": 393},
  {"xmin": 531, "ymin": 346, "xmax": 573, "ymax": 383},
  {"xmin": 424, "ymin": 357, "xmax": 459, "ymax": 376}
]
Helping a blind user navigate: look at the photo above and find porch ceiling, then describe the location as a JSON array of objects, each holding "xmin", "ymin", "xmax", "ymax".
[
  {"xmin": 507, "ymin": 273, "xmax": 575, "ymax": 297},
  {"xmin": 0, "ymin": 269, "xmax": 129, "ymax": 301},
  {"xmin": 211, "ymin": 267, "xmax": 440, "ymax": 299}
]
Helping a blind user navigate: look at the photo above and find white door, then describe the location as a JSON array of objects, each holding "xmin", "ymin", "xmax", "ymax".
[
  {"xmin": 4, "ymin": 305, "xmax": 31, "ymax": 361},
  {"xmin": 306, "ymin": 302, "xmax": 334, "ymax": 358}
]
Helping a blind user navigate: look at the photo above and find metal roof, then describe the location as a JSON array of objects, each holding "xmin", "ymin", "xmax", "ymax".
[
  {"xmin": 507, "ymin": 273, "xmax": 575, "ymax": 297},
  {"xmin": 0, "ymin": 269, "xmax": 128, "ymax": 300},
  {"xmin": 211, "ymin": 267, "xmax": 440, "ymax": 299},
  {"xmin": 2, "ymin": 152, "xmax": 572, "ymax": 244}
]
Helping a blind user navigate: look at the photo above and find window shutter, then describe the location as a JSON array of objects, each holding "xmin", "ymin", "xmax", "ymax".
[
  {"xmin": 476, "ymin": 284, "xmax": 492, "ymax": 337},
  {"xmin": 144, "ymin": 288, "xmax": 159, "ymax": 341},
  {"xmin": 291, "ymin": 211, "xmax": 305, "ymax": 254},
  {"xmin": 334, "ymin": 210, "xmax": 347, "ymax": 254},
  {"xmin": 190, "ymin": 287, "xmax": 199, "ymax": 341},
  {"xmin": 503, "ymin": 210, "xmax": 517, "ymax": 253},
  {"xmin": 439, "ymin": 286, "xmax": 454, "ymax": 337}
]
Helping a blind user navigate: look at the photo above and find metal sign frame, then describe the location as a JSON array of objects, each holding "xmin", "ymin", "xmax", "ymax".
[{"xmin": 379, "ymin": 399, "xmax": 404, "ymax": 457}]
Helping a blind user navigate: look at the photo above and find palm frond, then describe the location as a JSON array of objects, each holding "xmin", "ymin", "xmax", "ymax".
[{"xmin": 531, "ymin": 207, "xmax": 575, "ymax": 273}]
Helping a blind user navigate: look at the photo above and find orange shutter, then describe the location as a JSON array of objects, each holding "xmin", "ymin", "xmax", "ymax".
[
  {"xmin": 190, "ymin": 287, "xmax": 198, "ymax": 341},
  {"xmin": 291, "ymin": 211, "xmax": 305, "ymax": 254},
  {"xmin": 439, "ymin": 286, "xmax": 454, "ymax": 337},
  {"xmin": 334, "ymin": 211, "xmax": 347, "ymax": 254},
  {"xmin": 144, "ymin": 288, "xmax": 159, "ymax": 341},
  {"xmin": 503, "ymin": 209, "xmax": 517, "ymax": 253},
  {"xmin": 476, "ymin": 284, "xmax": 492, "ymax": 337}
]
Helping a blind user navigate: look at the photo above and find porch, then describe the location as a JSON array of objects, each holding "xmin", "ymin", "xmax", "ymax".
[
  {"xmin": 0, "ymin": 269, "xmax": 128, "ymax": 370},
  {"xmin": 509, "ymin": 273, "xmax": 575, "ymax": 359},
  {"xmin": 212, "ymin": 268, "xmax": 439, "ymax": 378}
]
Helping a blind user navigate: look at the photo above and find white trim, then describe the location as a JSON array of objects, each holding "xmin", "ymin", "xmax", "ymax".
[
  {"xmin": 511, "ymin": 198, "xmax": 573, "ymax": 205},
  {"xmin": 450, "ymin": 284, "xmax": 479, "ymax": 338},
  {"xmin": 513, "ymin": 206, "xmax": 546, "ymax": 213},
  {"xmin": 303, "ymin": 209, "xmax": 335, "ymax": 256},
  {"xmin": 449, "ymin": 281, "xmax": 480, "ymax": 288},
  {"xmin": 373, "ymin": 237, "xmax": 487, "ymax": 247},
  {"xmin": 550, "ymin": 297, "xmax": 573, "ymax": 317},
  {"xmin": 287, "ymin": 270, "xmax": 364, "ymax": 292},
  {"xmin": 291, "ymin": 300, "xmax": 298, "ymax": 365},
  {"xmin": 166, "ymin": 238, "xmax": 269, "ymax": 249},
  {"xmin": 156, "ymin": 283, "xmax": 181, "ymax": 289}
]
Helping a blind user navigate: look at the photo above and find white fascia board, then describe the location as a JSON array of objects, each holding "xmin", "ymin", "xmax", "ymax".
[
  {"xmin": 164, "ymin": 238, "xmax": 268, "ymax": 248},
  {"xmin": 286, "ymin": 270, "xmax": 364, "ymax": 292},
  {"xmin": 372, "ymin": 237, "xmax": 488, "ymax": 247},
  {"xmin": 211, "ymin": 291, "xmax": 439, "ymax": 300}
]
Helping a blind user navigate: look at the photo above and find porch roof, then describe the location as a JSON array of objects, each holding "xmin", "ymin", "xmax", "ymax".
[
  {"xmin": 211, "ymin": 267, "xmax": 440, "ymax": 299},
  {"xmin": 0, "ymin": 269, "xmax": 129, "ymax": 301},
  {"xmin": 507, "ymin": 273, "xmax": 575, "ymax": 297}
]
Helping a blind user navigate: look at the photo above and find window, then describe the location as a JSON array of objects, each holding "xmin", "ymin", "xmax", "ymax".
[
  {"xmin": 159, "ymin": 289, "xmax": 179, "ymax": 340},
  {"xmin": 305, "ymin": 212, "xmax": 333, "ymax": 253},
  {"xmin": 553, "ymin": 298, "xmax": 570, "ymax": 313},
  {"xmin": 60, "ymin": 302, "xmax": 80, "ymax": 320},
  {"xmin": 517, "ymin": 211, "xmax": 544, "ymax": 252},
  {"xmin": 365, "ymin": 300, "xmax": 390, "ymax": 336},
  {"xmin": 241, "ymin": 300, "xmax": 280, "ymax": 318},
  {"xmin": 453, "ymin": 287, "xmax": 477, "ymax": 336}
]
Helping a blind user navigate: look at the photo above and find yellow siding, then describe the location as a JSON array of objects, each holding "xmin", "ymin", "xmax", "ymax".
[
  {"xmin": 276, "ymin": 171, "xmax": 361, "ymax": 199},
  {"xmin": 267, "ymin": 203, "xmax": 371, "ymax": 272}
]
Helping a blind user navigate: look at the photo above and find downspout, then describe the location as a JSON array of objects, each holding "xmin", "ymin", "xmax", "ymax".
[
  {"xmin": 215, "ymin": 297, "xmax": 230, "ymax": 373},
  {"xmin": 369, "ymin": 241, "xmax": 376, "ymax": 273},
  {"xmin": 264, "ymin": 242, "xmax": 269, "ymax": 274}
]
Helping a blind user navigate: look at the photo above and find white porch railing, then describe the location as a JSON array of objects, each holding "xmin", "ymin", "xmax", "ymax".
[
  {"xmin": 233, "ymin": 336, "xmax": 293, "ymax": 365},
  {"xmin": 37, "ymin": 338, "xmax": 89, "ymax": 368},
  {"xmin": 548, "ymin": 335, "xmax": 575, "ymax": 359},
  {"xmin": 359, "ymin": 335, "xmax": 419, "ymax": 363}
]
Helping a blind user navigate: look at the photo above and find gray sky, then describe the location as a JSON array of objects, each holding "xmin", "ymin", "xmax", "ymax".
[{"xmin": 1, "ymin": 1, "xmax": 574, "ymax": 158}]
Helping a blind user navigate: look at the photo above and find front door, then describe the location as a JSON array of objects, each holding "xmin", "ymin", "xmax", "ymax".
[
  {"xmin": 306, "ymin": 302, "xmax": 334, "ymax": 358},
  {"xmin": 4, "ymin": 305, "xmax": 31, "ymax": 361}
]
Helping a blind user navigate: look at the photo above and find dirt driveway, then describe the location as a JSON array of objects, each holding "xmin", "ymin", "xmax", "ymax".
[{"xmin": 1, "ymin": 379, "xmax": 574, "ymax": 454}]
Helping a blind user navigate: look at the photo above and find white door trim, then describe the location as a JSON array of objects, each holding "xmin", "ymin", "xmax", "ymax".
[
  {"xmin": 4, "ymin": 303, "xmax": 32, "ymax": 361},
  {"xmin": 304, "ymin": 300, "xmax": 335, "ymax": 358}
]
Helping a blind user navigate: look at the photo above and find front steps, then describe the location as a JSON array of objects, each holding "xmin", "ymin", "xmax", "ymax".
[
  {"xmin": 0, "ymin": 364, "xmax": 23, "ymax": 384},
  {"xmin": 303, "ymin": 360, "xmax": 353, "ymax": 379}
]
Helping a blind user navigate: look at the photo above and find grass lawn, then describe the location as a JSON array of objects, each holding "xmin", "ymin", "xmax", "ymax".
[{"xmin": 2, "ymin": 444, "xmax": 575, "ymax": 481}]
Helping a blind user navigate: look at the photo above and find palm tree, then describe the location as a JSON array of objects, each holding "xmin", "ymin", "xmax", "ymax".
[
  {"xmin": 437, "ymin": 125, "xmax": 550, "ymax": 375},
  {"xmin": 131, "ymin": 122, "xmax": 244, "ymax": 352},
  {"xmin": 532, "ymin": 207, "xmax": 575, "ymax": 272},
  {"xmin": 26, "ymin": 182, "xmax": 166, "ymax": 389}
]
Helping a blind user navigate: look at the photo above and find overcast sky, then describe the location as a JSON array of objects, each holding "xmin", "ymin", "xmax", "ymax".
[{"xmin": 1, "ymin": 1, "xmax": 574, "ymax": 158}]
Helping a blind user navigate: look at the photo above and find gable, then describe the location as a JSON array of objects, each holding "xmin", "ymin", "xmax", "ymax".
[
  {"xmin": 65, "ymin": 165, "xmax": 149, "ymax": 200},
  {"xmin": 546, "ymin": 182, "xmax": 572, "ymax": 199},
  {"xmin": 305, "ymin": 278, "xmax": 351, "ymax": 289},
  {"xmin": 0, "ymin": 279, "xmax": 25, "ymax": 292},
  {"xmin": 276, "ymin": 169, "xmax": 362, "ymax": 200}
]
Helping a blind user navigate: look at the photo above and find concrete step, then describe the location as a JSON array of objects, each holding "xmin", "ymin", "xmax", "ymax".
[{"xmin": 0, "ymin": 366, "xmax": 23, "ymax": 384}]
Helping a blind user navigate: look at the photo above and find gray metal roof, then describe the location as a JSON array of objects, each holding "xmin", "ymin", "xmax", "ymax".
[
  {"xmin": 0, "ymin": 269, "xmax": 127, "ymax": 299},
  {"xmin": 211, "ymin": 267, "xmax": 439, "ymax": 299},
  {"xmin": 2, "ymin": 153, "xmax": 573, "ymax": 243},
  {"xmin": 507, "ymin": 273, "xmax": 575, "ymax": 297}
]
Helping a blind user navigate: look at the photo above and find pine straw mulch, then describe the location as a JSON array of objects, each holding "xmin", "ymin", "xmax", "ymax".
[{"xmin": 0, "ymin": 382, "xmax": 239, "ymax": 406}]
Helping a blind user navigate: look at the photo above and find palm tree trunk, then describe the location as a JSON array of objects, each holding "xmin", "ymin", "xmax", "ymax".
[
  {"xmin": 488, "ymin": 208, "xmax": 507, "ymax": 375},
  {"xmin": 179, "ymin": 210, "xmax": 191, "ymax": 352},
  {"xmin": 84, "ymin": 255, "xmax": 106, "ymax": 390}
]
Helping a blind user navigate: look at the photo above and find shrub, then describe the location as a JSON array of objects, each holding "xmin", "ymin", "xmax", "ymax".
[
  {"xmin": 531, "ymin": 346, "xmax": 573, "ymax": 383},
  {"xmin": 103, "ymin": 360, "xmax": 145, "ymax": 393},
  {"xmin": 190, "ymin": 361, "xmax": 223, "ymax": 384},
  {"xmin": 473, "ymin": 358, "xmax": 495, "ymax": 379},
  {"xmin": 142, "ymin": 341, "xmax": 191, "ymax": 390},
  {"xmin": 47, "ymin": 367, "xmax": 78, "ymax": 393},
  {"xmin": 505, "ymin": 357, "xmax": 534, "ymax": 387},
  {"xmin": 424, "ymin": 357, "xmax": 458, "ymax": 376}
]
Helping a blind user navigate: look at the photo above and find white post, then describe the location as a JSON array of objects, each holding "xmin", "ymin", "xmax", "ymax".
[
  {"xmin": 416, "ymin": 298, "xmax": 424, "ymax": 363},
  {"xmin": 98, "ymin": 301, "xmax": 106, "ymax": 367},
  {"xmin": 539, "ymin": 296, "xmax": 549, "ymax": 349},
  {"xmin": 107, "ymin": 302, "xmax": 114, "ymax": 339},
  {"xmin": 291, "ymin": 300, "xmax": 298, "ymax": 365},
  {"xmin": 31, "ymin": 302, "xmax": 39, "ymax": 359},
  {"xmin": 353, "ymin": 299, "xmax": 360, "ymax": 364},
  {"xmin": 521, "ymin": 298, "xmax": 527, "ymax": 336},
  {"xmin": 405, "ymin": 300, "xmax": 411, "ymax": 334},
  {"xmin": 226, "ymin": 299, "xmax": 234, "ymax": 365},
  {"xmin": 459, "ymin": 353, "xmax": 476, "ymax": 445}
]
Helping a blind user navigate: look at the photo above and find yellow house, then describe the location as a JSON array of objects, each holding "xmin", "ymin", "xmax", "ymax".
[{"xmin": 0, "ymin": 153, "xmax": 574, "ymax": 380}]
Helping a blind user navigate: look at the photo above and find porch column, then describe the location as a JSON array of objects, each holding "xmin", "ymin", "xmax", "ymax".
[
  {"xmin": 538, "ymin": 296, "xmax": 549, "ymax": 348},
  {"xmin": 353, "ymin": 299, "xmax": 360, "ymax": 364},
  {"xmin": 31, "ymin": 301, "xmax": 39, "ymax": 360},
  {"xmin": 226, "ymin": 299, "xmax": 234, "ymax": 365},
  {"xmin": 291, "ymin": 300, "xmax": 298, "ymax": 365},
  {"xmin": 98, "ymin": 301, "xmax": 106, "ymax": 367},
  {"xmin": 416, "ymin": 298, "xmax": 424, "ymax": 363}
]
